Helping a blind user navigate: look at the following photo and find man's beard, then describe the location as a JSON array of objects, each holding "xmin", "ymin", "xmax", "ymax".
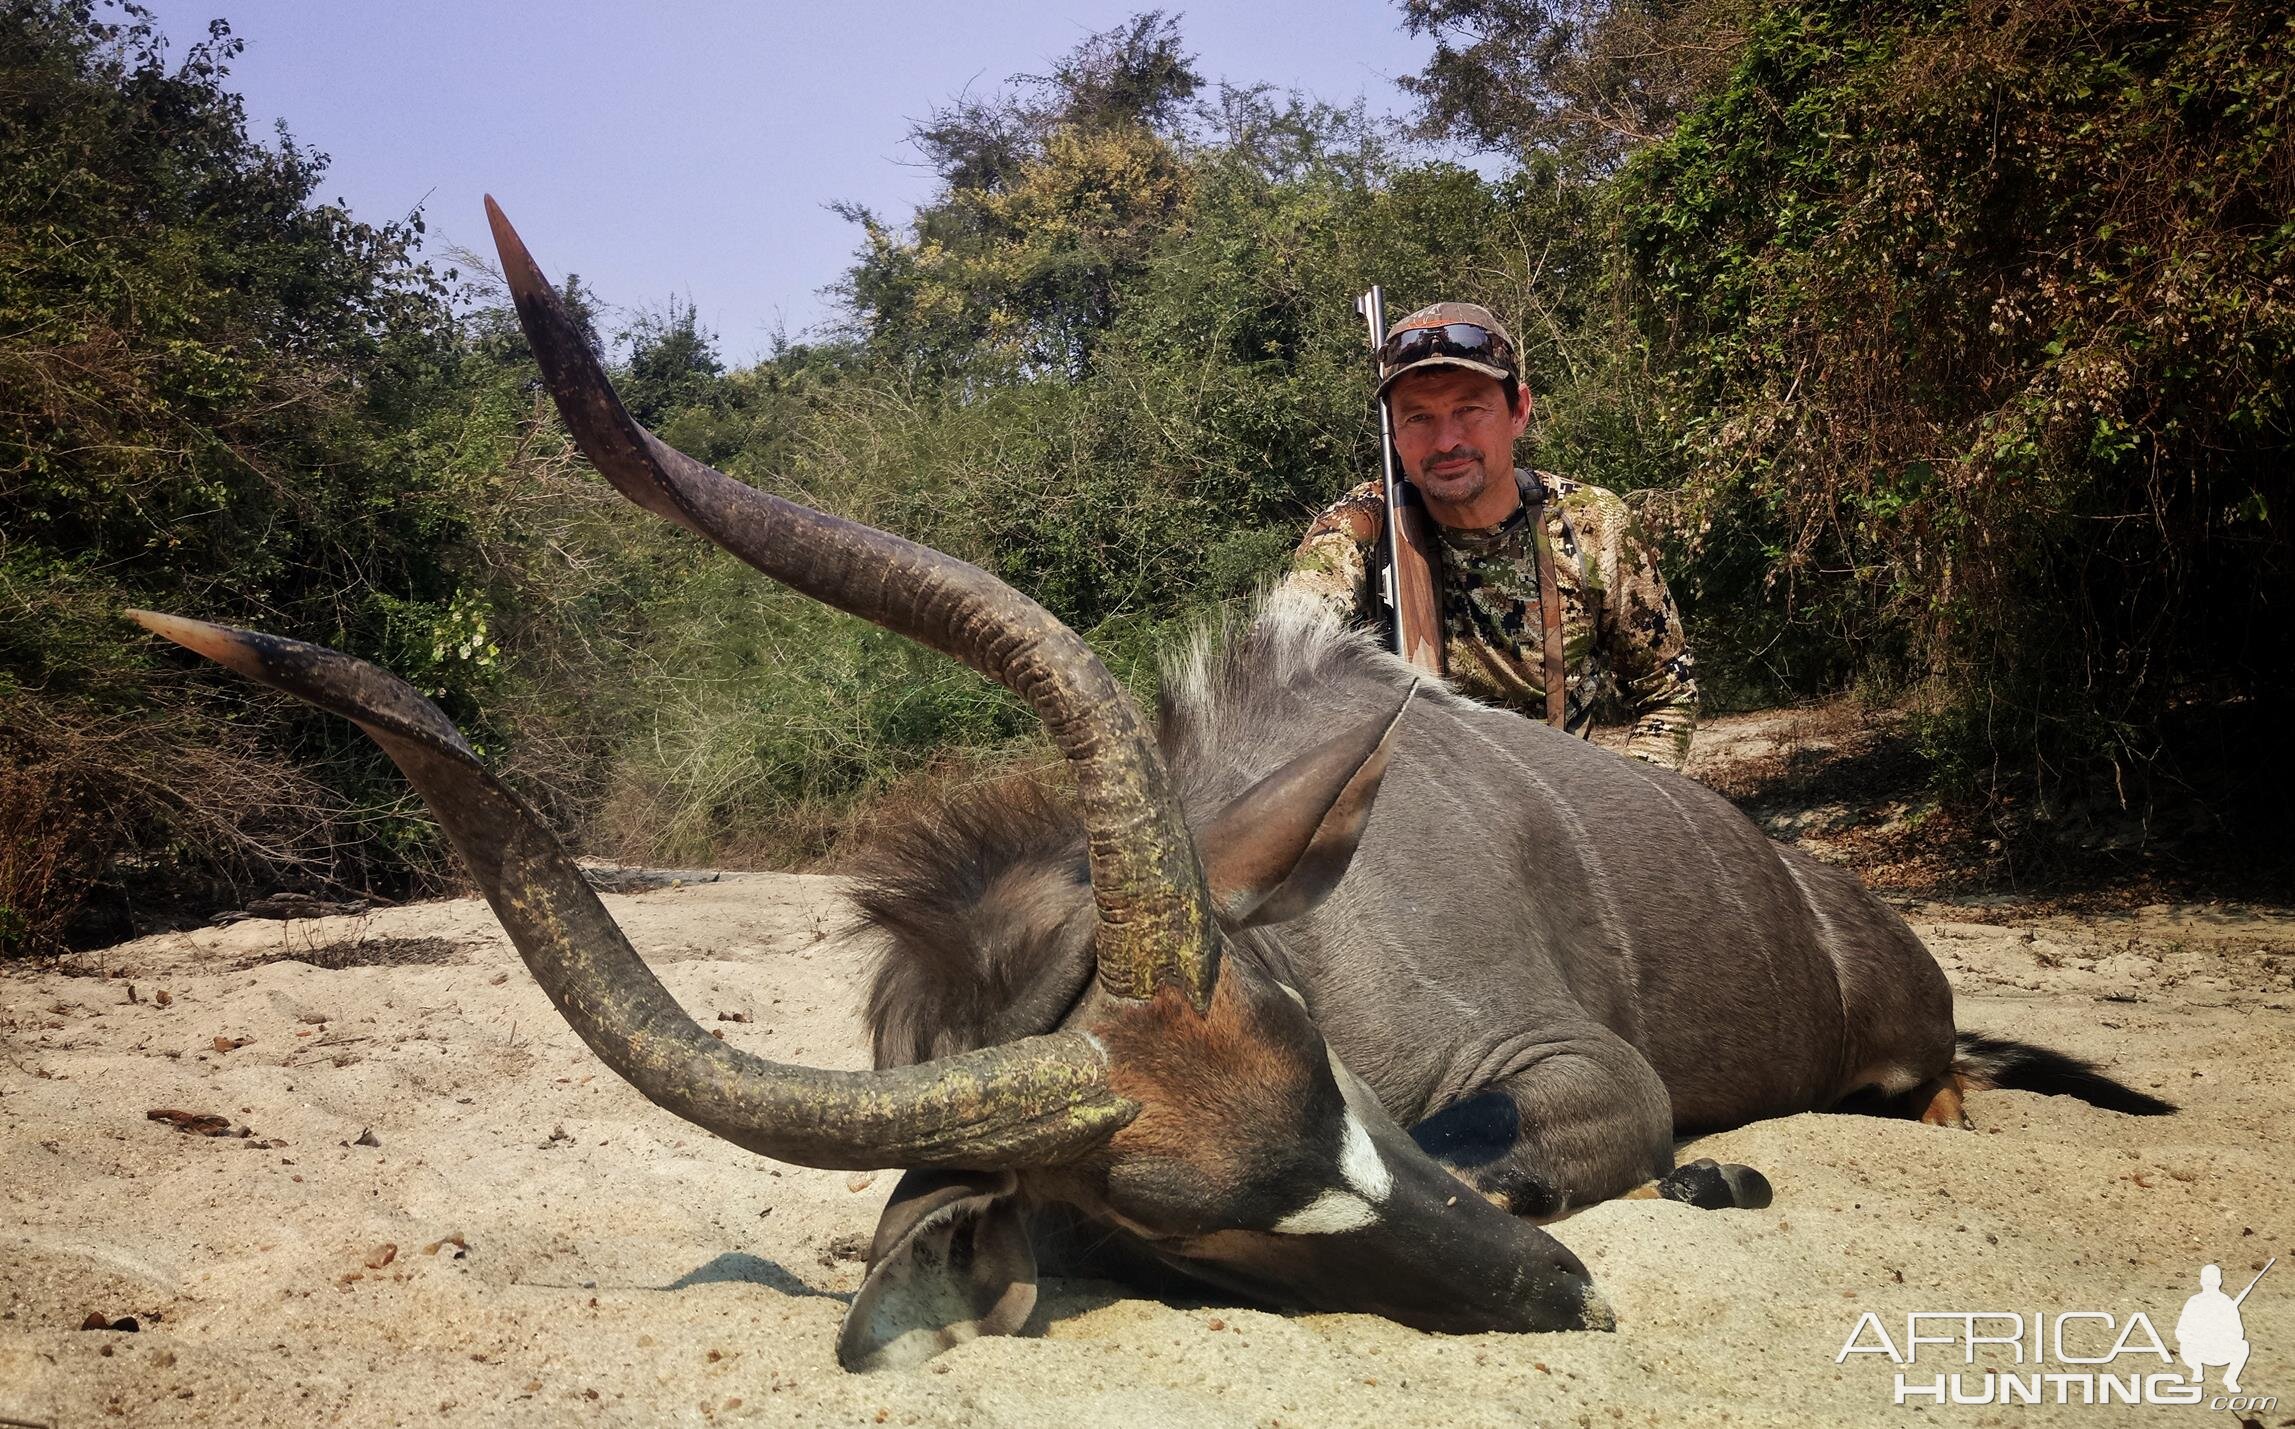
[{"xmin": 1415, "ymin": 445, "xmax": 1490, "ymax": 504}]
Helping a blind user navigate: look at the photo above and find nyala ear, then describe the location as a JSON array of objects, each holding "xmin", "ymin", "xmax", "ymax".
[
  {"xmin": 1196, "ymin": 684, "xmax": 1416, "ymax": 927},
  {"xmin": 836, "ymin": 1169, "xmax": 1037, "ymax": 1372}
]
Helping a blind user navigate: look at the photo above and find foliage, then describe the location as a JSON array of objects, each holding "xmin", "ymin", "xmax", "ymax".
[
  {"xmin": 618, "ymin": 297, "xmax": 725, "ymax": 428},
  {"xmin": 1396, "ymin": 0, "xmax": 1756, "ymax": 168},
  {"xmin": 0, "ymin": 1, "xmax": 473, "ymax": 947},
  {"xmin": 839, "ymin": 14, "xmax": 1204, "ymax": 377},
  {"xmin": 1617, "ymin": 0, "xmax": 2293, "ymax": 856},
  {"xmin": 11, "ymin": 1, "xmax": 2291, "ymax": 952}
]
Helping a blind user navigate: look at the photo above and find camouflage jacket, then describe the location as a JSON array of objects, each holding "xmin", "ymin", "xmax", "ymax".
[{"xmin": 1278, "ymin": 469, "xmax": 1699, "ymax": 768}]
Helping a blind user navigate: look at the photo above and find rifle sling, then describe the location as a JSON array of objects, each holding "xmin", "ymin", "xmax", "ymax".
[{"xmin": 1527, "ymin": 497, "xmax": 1567, "ymax": 729}]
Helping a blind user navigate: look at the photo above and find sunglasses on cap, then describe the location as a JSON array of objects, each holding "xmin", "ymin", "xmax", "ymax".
[{"xmin": 1376, "ymin": 322, "xmax": 1516, "ymax": 377}]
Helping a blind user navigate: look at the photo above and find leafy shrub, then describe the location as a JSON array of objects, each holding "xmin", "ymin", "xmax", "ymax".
[
  {"xmin": 1617, "ymin": 0, "xmax": 2292, "ymax": 863},
  {"xmin": 0, "ymin": 2, "xmax": 481, "ymax": 945}
]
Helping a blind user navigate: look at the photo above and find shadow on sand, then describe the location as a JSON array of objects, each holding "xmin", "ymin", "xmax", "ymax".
[{"xmin": 665, "ymin": 1251, "xmax": 848, "ymax": 1303}]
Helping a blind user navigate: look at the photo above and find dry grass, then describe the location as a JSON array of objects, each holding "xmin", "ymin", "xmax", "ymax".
[{"xmin": 0, "ymin": 694, "xmax": 346, "ymax": 956}]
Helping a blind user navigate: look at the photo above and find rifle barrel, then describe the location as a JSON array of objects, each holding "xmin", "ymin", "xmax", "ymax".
[
  {"xmin": 2232, "ymin": 1256, "xmax": 2275, "ymax": 1307},
  {"xmin": 1356, "ymin": 285, "xmax": 1405, "ymax": 658}
]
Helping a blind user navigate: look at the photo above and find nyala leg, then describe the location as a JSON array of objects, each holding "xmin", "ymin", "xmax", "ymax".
[{"xmin": 1411, "ymin": 1028, "xmax": 1728, "ymax": 1221}]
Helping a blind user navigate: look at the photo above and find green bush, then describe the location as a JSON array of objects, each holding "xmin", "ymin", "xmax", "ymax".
[
  {"xmin": 1616, "ymin": 0, "xmax": 2292, "ymax": 855},
  {"xmin": 0, "ymin": 1, "xmax": 490, "ymax": 946}
]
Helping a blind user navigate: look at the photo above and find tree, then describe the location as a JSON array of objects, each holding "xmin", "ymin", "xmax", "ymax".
[
  {"xmin": 906, "ymin": 7, "xmax": 1204, "ymax": 195},
  {"xmin": 840, "ymin": 12, "xmax": 1208, "ymax": 375},
  {"xmin": 619, "ymin": 297, "xmax": 725, "ymax": 427},
  {"xmin": 1032, "ymin": 10, "xmax": 1202, "ymax": 134},
  {"xmin": 1395, "ymin": 0, "xmax": 1752, "ymax": 169},
  {"xmin": 1618, "ymin": 0, "xmax": 2294, "ymax": 865},
  {"xmin": 0, "ymin": 0, "xmax": 473, "ymax": 947}
]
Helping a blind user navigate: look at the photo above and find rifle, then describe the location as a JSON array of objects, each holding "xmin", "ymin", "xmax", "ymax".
[
  {"xmin": 2233, "ymin": 1257, "xmax": 2274, "ymax": 1307},
  {"xmin": 1355, "ymin": 286, "xmax": 1445, "ymax": 675}
]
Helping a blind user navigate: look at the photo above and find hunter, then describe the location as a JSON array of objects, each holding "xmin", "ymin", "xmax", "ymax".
[{"xmin": 1279, "ymin": 302, "xmax": 1700, "ymax": 769}]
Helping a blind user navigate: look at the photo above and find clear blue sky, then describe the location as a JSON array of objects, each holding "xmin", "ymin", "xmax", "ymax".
[{"xmin": 136, "ymin": 2, "xmax": 1449, "ymax": 362}]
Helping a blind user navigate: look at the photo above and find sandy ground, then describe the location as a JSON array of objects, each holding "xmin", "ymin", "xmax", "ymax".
[{"xmin": 6, "ymin": 775, "xmax": 2294, "ymax": 1424}]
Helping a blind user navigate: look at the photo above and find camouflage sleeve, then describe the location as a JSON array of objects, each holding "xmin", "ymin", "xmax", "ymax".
[
  {"xmin": 1580, "ymin": 487, "xmax": 1700, "ymax": 769},
  {"xmin": 1276, "ymin": 480, "xmax": 1384, "ymax": 629}
]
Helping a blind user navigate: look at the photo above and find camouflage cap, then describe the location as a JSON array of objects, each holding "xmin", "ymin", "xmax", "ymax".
[{"xmin": 1376, "ymin": 301, "xmax": 1519, "ymax": 400}]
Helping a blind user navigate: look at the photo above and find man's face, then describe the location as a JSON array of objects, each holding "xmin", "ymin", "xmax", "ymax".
[{"xmin": 1387, "ymin": 368, "xmax": 1531, "ymax": 511}]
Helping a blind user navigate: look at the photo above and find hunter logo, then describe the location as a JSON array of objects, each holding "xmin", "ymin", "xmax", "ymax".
[
  {"xmin": 2174, "ymin": 1261, "xmax": 2259, "ymax": 1393},
  {"xmin": 1836, "ymin": 1259, "xmax": 2276, "ymax": 1411}
]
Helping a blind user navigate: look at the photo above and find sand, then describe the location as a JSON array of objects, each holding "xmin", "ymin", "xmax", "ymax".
[{"xmin": 5, "ymin": 794, "xmax": 2292, "ymax": 1424}]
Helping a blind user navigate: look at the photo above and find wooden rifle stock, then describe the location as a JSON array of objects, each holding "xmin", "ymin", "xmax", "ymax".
[
  {"xmin": 1356, "ymin": 287, "xmax": 1445, "ymax": 675},
  {"xmin": 1388, "ymin": 487, "xmax": 1444, "ymax": 674}
]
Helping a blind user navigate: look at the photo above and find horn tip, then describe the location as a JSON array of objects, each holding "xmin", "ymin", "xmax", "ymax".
[
  {"xmin": 126, "ymin": 608, "xmax": 269, "ymax": 681},
  {"xmin": 126, "ymin": 606, "xmax": 217, "ymax": 646},
  {"xmin": 484, "ymin": 196, "xmax": 543, "ymax": 294}
]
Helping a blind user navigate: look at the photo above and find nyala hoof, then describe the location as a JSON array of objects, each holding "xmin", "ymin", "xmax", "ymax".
[{"xmin": 1655, "ymin": 1158, "xmax": 1774, "ymax": 1210}]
